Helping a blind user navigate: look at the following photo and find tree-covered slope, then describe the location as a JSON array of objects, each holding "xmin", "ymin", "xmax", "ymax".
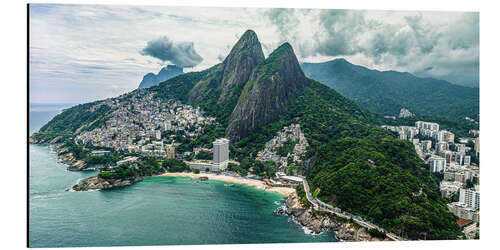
[
  {"xmin": 38, "ymin": 101, "xmax": 111, "ymax": 134},
  {"xmin": 232, "ymin": 79, "xmax": 461, "ymax": 240},
  {"xmin": 301, "ymin": 58, "xmax": 479, "ymax": 121}
]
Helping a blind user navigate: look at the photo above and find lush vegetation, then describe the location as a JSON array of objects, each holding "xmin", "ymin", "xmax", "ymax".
[
  {"xmin": 288, "ymin": 81, "xmax": 462, "ymax": 240},
  {"xmin": 296, "ymin": 184, "xmax": 310, "ymax": 207},
  {"xmin": 162, "ymin": 159, "xmax": 191, "ymax": 172},
  {"xmin": 98, "ymin": 156, "xmax": 164, "ymax": 179},
  {"xmin": 227, "ymin": 162, "xmax": 248, "ymax": 176},
  {"xmin": 195, "ymin": 151, "xmax": 212, "ymax": 160},
  {"xmin": 151, "ymin": 69, "xmax": 210, "ymax": 103},
  {"xmin": 39, "ymin": 102, "xmax": 111, "ymax": 133},
  {"xmin": 226, "ymin": 79, "xmax": 461, "ymax": 240}
]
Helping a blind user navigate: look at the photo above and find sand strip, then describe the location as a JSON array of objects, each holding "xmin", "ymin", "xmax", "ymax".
[{"xmin": 158, "ymin": 172, "xmax": 296, "ymax": 196}]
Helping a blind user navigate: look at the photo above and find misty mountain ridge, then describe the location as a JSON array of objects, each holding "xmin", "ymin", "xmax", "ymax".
[{"xmin": 138, "ymin": 65, "xmax": 184, "ymax": 89}]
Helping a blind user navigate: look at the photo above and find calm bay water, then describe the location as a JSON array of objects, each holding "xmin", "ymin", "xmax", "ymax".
[{"xmin": 28, "ymin": 104, "xmax": 336, "ymax": 247}]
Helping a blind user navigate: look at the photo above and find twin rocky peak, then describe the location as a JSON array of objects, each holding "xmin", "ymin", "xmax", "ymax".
[{"xmin": 188, "ymin": 30, "xmax": 310, "ymax": 141}]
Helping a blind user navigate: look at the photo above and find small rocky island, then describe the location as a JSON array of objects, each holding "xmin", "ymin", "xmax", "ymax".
[
  {"xmin": 279, "ymin": 194, "xmax": 386, "ymax": 242},
  {"xmin": 72, "ymin": 175, "xmax": 144, "ymax": 191}
]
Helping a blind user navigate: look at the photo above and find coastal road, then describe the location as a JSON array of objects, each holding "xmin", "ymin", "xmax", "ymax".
[{"xmin": 300, "ymin": 177, "xmax": 403, "ymax": 241}]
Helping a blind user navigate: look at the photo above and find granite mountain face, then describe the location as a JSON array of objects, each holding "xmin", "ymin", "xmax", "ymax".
[
  {"xmin": 226, "ymin": 43, "xmax": 310, "ymax": 140},
  {"xmin": 217, "ymin": 30, "xmax": 265, "ymax": 104},
  {"xmin": 187, "ymin": 30, "xmax": 265, "ymax": 106}
]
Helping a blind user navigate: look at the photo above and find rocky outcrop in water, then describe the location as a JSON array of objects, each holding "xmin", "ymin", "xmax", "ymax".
[
  {"xmin": 72, "ymin": 175, "xmax": 144, "ymax": 191},
  {"xmin": 283, "ymin": 194, "xmax": 385, "ymax": 242}
]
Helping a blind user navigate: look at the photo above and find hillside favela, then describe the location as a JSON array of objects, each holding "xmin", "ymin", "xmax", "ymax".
[{"xmin": 28, "ymin": 4, "xmax": 480, "ymax": 248}]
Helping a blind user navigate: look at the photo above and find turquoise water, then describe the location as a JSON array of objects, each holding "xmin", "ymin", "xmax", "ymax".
[{"xmin": 29, "ymin": 144, "xmax": 336, "ymax": 247}]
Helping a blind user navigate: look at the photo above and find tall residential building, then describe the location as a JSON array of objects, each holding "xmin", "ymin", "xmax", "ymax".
[
  {"xmin": 415, "ymin": 121, "xmax": 439, "ymax": 132},
  {"xmin": 459, "ymin": 188, "xmax": 480, "ymax": 210},
  {"xmin": 213, "ymin": 138, "xmax": 229, "ymax": 170},
  {"xmin": 163, "ymin": 121, "xmax": 172, "ymax": 131},
  {"xmin": 438, "ymin": 130, "xmax": 455, "ymax": 143},
  {"xmin": 430, "ymin": 156, "xmax": 446, "ymax": 173},
  {"xmin": 166, "ymin": 145, "xmax": 175, "ymax": 159},
  {"xmin": 436, "ymin": 142, "xmax": 449, "ymax": 153}
]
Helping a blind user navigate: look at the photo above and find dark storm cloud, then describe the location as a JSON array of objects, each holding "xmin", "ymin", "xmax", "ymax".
[{"xmin": 140, "ymin": 36, "xmax": 203, "ymax": 68}]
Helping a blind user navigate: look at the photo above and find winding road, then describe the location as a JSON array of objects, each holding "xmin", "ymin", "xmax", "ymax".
[{"xmin": 300, "ymin": 177, "xmax": 403, "ymax": 241}]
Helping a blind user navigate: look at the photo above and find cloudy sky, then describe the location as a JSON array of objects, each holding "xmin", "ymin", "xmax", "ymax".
[{"xmin": 29, "ymin": 4, "xmax": 479, "ymax": 104}]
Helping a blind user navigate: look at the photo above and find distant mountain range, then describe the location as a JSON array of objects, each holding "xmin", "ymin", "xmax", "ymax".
[
  {"xmin": 301, "ymin": 59, "xmax": 479, "ymax": 121},
  {"xmin": 138, "ymin": 65, "xmax": 184, "ymax": 89}
]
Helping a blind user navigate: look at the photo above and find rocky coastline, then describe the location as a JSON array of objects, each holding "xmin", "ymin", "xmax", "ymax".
[
  {"xmin": 277, "ymin": 194, "xmax": 386, "ymax": 242},
  {"xmin": 30, "ymin": 137, "xmax": 102, "ymax": 171},
  {"xmin": 30, "ymin": 139, "xmax": 143, "ymax": 191},
  {"xmin": 72, "ymin": 175, "xmax": 144, "ymax": 191}
]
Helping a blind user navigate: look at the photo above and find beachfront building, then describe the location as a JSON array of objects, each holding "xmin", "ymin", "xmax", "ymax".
[
  {"xmin": 213, "ymin": 138, "xmax": 229, "ymax": 170},
  {"xmin": 185, "ymin": 138, "xmax": 230, "ymax": 172}
]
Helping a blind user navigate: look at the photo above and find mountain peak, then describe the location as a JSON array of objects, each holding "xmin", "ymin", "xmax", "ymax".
[
  {"xmin": 225, "ymin": 42, "xmax": 309, "ymax": 141},
  {"xmin": 138, "ymin": 65, "xmax": 184, "ymax": 89},
  {"xmin": 217, "ymin": 30, "xmax": 265, "ymax": 103}
]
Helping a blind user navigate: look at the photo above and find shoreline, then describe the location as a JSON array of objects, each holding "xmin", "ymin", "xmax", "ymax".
[
  {"xmin": 31, "ymin": 142, "xmax": 296, "ymax": 196},
  {"xmin": 159, "ymin": 172, "xmax": 296, "ymax": 196}
]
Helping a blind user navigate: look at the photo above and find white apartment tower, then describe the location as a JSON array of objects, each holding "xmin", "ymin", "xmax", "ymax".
[
  {"xmin": 459, "ymin": 188, "xmax": 480, "ymax": 210},
  {"xmin": 415, "ymin": 121, "xmax": 439, "ymax": 131},
  {"xmin": 213, "ymin": 138, "xmax": 230, "ymax": 170},
  {"xmin": 430, "ymin": 156, "xmax": 446, "ymax": 172}
]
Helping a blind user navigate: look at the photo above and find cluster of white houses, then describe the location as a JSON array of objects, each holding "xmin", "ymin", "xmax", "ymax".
[
  {"xmin": 76, "ymin": 92, "xmax": 216, "ymax": 157},
  {"xmin": 256, "ymin": 124, "xmax": 309, "ymax": 171}
]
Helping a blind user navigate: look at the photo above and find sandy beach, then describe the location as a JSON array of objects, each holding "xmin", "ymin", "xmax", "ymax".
[{"xmin": 159, "ymin": 172, "xmax": 296, "ymax": 196}]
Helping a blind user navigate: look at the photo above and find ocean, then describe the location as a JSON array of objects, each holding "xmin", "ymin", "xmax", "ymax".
[{"xmin": 28, "ymin": 103, "xmax": 336, "ymax": 247}]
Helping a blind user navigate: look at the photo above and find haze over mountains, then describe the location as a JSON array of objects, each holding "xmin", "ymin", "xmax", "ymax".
[{"xmin": 301, "ymin": 59, "xmax": 479, "ymax": 121}]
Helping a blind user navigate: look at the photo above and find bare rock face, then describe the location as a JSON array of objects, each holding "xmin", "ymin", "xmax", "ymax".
[
  {"xmin": 226, "ymin": 43, "xmax": 309, "ymax": 141},
  {"xmin": 218, "ymin": 30, "xmax": 265, "ymax": 104},
  {"xmin": 188, "ymin": 29, "xmax": 264, "ymax": 106}
]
